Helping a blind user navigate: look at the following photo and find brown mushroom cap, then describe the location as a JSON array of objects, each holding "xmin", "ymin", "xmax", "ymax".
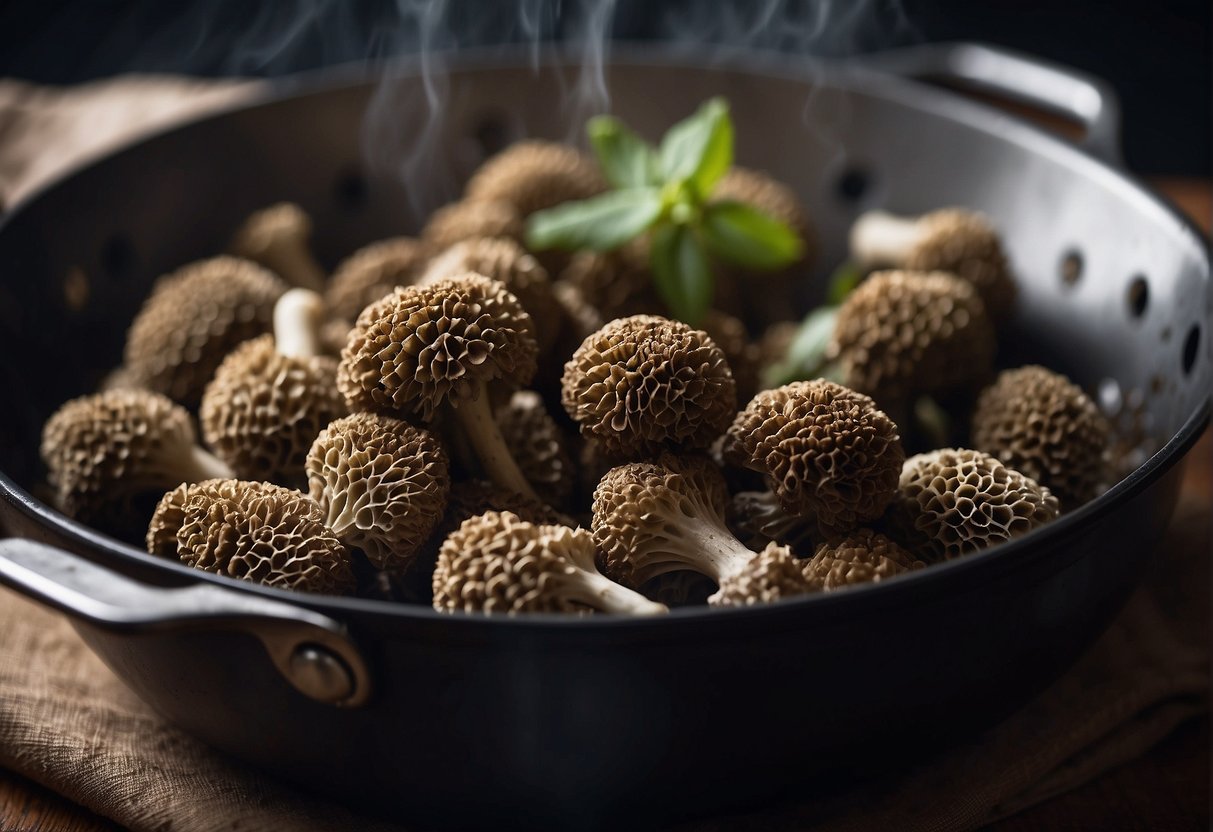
[
  {"xmin": 728, "ymin": 490, "xmax": 817, "ymax": 555},
  {"xmin": 557, "ymin": 239, "xmax": 659, "ymax": 321},
  {"xmin": 433, "ymin": 510, "xmax": 666, "ymax": 615},
  {"xmin": 421, "ymin": 199, "xmax": 524, "ymax": 253},
  {"xmin": 801, "ymin": 528, "xmax": 924, "ymax": 591},
  {"xmin": 325, "ymin": 237, "xmax": 427, "ymax": 323},
  {"xmin": 148, "ymin": 479, "xmax": 354, "ymax": 594},
  {"xmin": 971, "ymin": 365, "xmax": 1111, "ymax": 510},
  {"xmin": 830, "ymin": 269, "xmax": 996, "ymax": 406},
  {"xmin": 724, "ymin": 380, "xmax": 905, "ymax": 535},
  {"xmin": 228, "ymin": 202, "xmax": 326, "ymax": 292},
  {"xmin": 436, "ymin": 480, "xmax": 575, "ymax": 545},
  {"xmin": 495, "ymin": 391, "xmax": 575, "ymax": 510},
  {"xmin": 891, "ymin": 448, "xmax": 1060, "ymax": 561},
  {"xmin": 464, "ymin": 140, "xmax": 607, "ymax": 216},
  {"xmin": 700, "ymin": 309, "xmax": 761, "ymax": 404},
  {"xmin": 42, "ymin": 389, "xmax": 232, "ymax": 534},
  {"xmin": 124, "ymin": 256, "xmax": 286, "ymax": 407},
  {"xmin": 710, "ymin": 541, "xmax": 810, "ymax": 607},
  {"xmin": 905, "ymin": 210, "xmax": 1016, "ymax": 321},
  {"xmin": 562, "ymin": 315, "xmax": 737, "ymax": 459}
]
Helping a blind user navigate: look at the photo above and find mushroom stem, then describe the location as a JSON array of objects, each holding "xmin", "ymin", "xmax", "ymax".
[
  {"xmin": 562, "ymin": 570, "xmax": 669, "ymax": 615},
  {"xmin": 269, "ymin": 245, "xmax": 327, "ymax": 294},
  {"xmin": 680, "ymin": 519, "xmax": 762, "ymax": 584},
  {"xmin": 452, "ymin": 385, "xmax": 540, "ymax": 501},
  {"xmin": 273, "ymin": 288, "xmax": 325, "ymax": 358},
  {"xmin": 849, "ymin": 210, "xmax": 922, "ymax": 266},
  {"xmin": 179, "ymin": 445, "xmax": 235, "ymax": 482}
]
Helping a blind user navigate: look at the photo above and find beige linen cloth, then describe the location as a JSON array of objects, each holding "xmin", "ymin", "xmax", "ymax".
[{"xmin": 0, "ymin": 77, "xmax": 1208, "ymax": 832}]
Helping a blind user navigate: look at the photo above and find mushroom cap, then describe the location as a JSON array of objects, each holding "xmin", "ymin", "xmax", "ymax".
[
  {"xmin": 306, "ymin": 412, "xmax": 450, "ymax": 573},
  {"xmin": 891, "ymin": 448, "xmax": 1060, "ymax": 561},
  {"xmin": 971, "ymin": 365, "xmax": 1110, "ymax": 510},
  {"xmin": 421, "ymin": 199, "xmax": 524, "ymax": 252},
  {"xmin": 325, "ymin": 237, "xmax": 427, "ymax": 323},
  {"xmin": 435, "ymin": 480, "xmax": 575, "ymax": 547},
  {"xmin": 464, "ymin": 140, "xmax": 607, "ymax": 216},
  {"xmin": 712, "ymin": 166, "xmax": 815, "ymax": 262},
  {"xmin": 432, "ymin": 510, "xmax": 601, "ymax": 614},
  {"xmin": 557, "ymin": 239, "xmax": 659, "ymax": 321},
  {"xmin": 337, "ymin": 274, "xmax": 538, "ymax": 421},
  {"xmin": 200, "ymin": 335, "xmax": 346, "ymax": 488},
  {"xmin": 801, "ymin": 528, "xmax": 924, "ymax": 591},
  {"xmin": 147, "ymin": 479, "xmax": 354, "ymax": 594},
  {"xmin": 562, "ymin": 315, "xmax": 737, "ymax": 459},
  {"xmin": 830, "ymin": 269, "xmax": 996, "ymax": 405},
  {"xmin": 124, "ymin": 256, "xmax": 286, "ymax": 407},
  {"xmin": 905, "ymin": 209, "xmax": 1016, "ymax": 321},
  {"xmin": 700, "ymin": 309, "xmax": 761, "ymax": 404},
  {"xmin": 728, "ymin": 490, "xmax": 817, "ymax": 555},
  {"xmin": 495, "ymin": 390, "xmax": 575, "ymax": 510},
  {"xmin": 709, "ymin": 541, "xmax": 810, "ymax": 607},
  {"xmin": 229, "ymin": 202, "xmax": 310, "ymax": 256},
  {"xmin": 724, "ymin": 380, "xmax": 905, "ymax": 534}
]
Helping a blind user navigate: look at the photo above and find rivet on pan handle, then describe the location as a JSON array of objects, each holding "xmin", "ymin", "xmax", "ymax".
[{"xmin": 0, "ymin": 537, "xmax": 372, "ymax": 707}]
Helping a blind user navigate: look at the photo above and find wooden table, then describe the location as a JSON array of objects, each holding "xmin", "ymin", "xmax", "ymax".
[{"xmin": 2, "ymin": 179, "xmax": 1208, "ymax": 832}]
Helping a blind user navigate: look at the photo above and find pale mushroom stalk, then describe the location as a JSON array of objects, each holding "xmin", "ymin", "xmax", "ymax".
[
  {"xmin": 176, "ymin": 445, "xmax": 236, "ymax": 482},
  {"xmin": 449, "ymin": 386, "xmax": 540, "ymax": 501},
  {"xmin": 556, "ymin": 548, "xmax": 669, "ymax": 616},
  {"xmin": 848, "ymin": 210, "xmax": 926, "ymax": 266},
  {"xmin": 230, "ymin": 203, "xmax": 326, "ymax": 292},
  {"xmin": 273, "ymin": 288, "xmax": 325, "ymax": 358}
]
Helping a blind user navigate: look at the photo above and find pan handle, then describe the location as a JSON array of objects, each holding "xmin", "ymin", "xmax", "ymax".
[
  {"xmin": 0, "ymin": 537, "xmax": 372, "ymax": 707},
  {"xmin": 864, "ymin": 41, "xmax": 1122, "ymax": 165}
]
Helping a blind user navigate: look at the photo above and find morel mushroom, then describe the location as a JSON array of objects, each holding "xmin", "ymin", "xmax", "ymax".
[
  {"xmin": 562, "ymin": 315, "xmax": 737, "ymax": 460},
  {"xmin": 200, "ymin": 289, "xmax": 345, "ymax": 488},
  {"xmin": 728, "ymin": 490, "xmax": 817, "ymax": 555},
  {"xmin": 849, "ymin": 208, "xmax": 1016, "ymax": 320},
  {"xmin": 124, "ymin": 256, "xmax": 286, "ymax": 407},
  {"xmin": 592, "ymin": 459, "xmax": 812, "ymax": 607},
  {"xmin": 464, "ymin": 140, "xmax": 606, "ymax": 217},
  {"xmin": 801, "ymin": 528, "xmax": 924, "ymax": 591},
  {"xmin": 306, "ymin": 412, "xmax": 450, "ymax": 575},
  {"xmin": 325, "ymin": 237, "xmax": 427, "ymax": 324},
  {"xmin": 495, "ymin": 391, "xmax": 575, "ymax": 510},
  {"xmin": 723, "ymin": 380, "xmax": 905, "ymax": 536},
  {"xmin": 229, "ymin": 202, "xmax": 326, "ymax": 292},
  {"xmin": 557, "ymin": 240, "xmax": 659, "ymax": 321},
  {"xmin": 337, "ymin": 274, "xmax": 540, "ymax": 499},
  {"xmin": 41, "ymin": 389, "xmax": 233, "ymax": 534},
  {"xmin": 830, "ymin": 269, "xmax": 996, "ymax": 406},
  {"xmin": 700, "ymin": 309, "xmax": 761, "ymax": 404},
  {"xmin": 971, "ymin": 365, "xmax": 1111, "ymax": 510},
  {"xmin": 421, "ymin": 199, "xmax": 524, "ymax": 253},
  {"xmin": 148, "ymin": 479, "xmax": 354, "ymax": 594},
  {"xmin": 891, "ymin": 448, "xmax": 1060, "ymax": 561},
  {"xmin": 433, "ymin": 510, "xmax": 667, "ymax": 615}
]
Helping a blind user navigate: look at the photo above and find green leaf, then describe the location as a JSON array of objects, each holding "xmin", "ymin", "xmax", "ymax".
[
  {"xmin": 649, "ymin": 223, "xmax": 714, "ymax": 326},
  {"xmin": 588, "ymin": 115, "xmax": 660, "ymax": 189},
  {"xmin": 700, "ymin": 201, "xmax": 804, "ymax": 270},
  {"xmin": 525, "ymin": 188, "xmax": 663, "ymax": 252},
  {"xmin": 826, "ymin": 260, "xmax": 863, "ymax": 305},
  {"xmin": 659, "ymin": 97, "xmax": 733, "ymax": 194},
  {"xmin": 762, "ymin": 305, "xmax": 840, "ymax": 388}
]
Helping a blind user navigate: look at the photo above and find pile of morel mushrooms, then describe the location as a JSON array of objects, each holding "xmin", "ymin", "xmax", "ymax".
[{"xmin": 41, "ymin": 98, "xmax": 1113, "ymax": 616}]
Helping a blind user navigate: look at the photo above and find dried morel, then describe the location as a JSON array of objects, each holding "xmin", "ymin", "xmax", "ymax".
[
  {"xmin": 495, "ymin": 391, "xmax": 575, "ymax": 510},
  {"xmin": 724, "ymin": 380, "xmax": 905, "ymax": 535},
  {"xmin": 200, "ymin": 289, "xmax": 345, "ymax": 488},
  {"xmin": 464, "ymin": 140, "xmax": 607, "ymax": 217},
  {"xmin": 306, "ymin": 412, "xmax": 450, "ymax": 575},
  {"xmin": 436, "ymin": 480, "xmax": 575, "ymax": 544},
  {"xmin": 850, "ymin": 208, "xmax": 1016, "ymax": 322},
  {"xmin": 148, "ymin": 479, "xmax": 354, "ymax": 594},
  {"xmin": 421, "ymin": 199, "xmax": 524, "ymax": 253},
  {"xmin": 562, "ymin": 315, "xmax": 737, "ymax": 459},
  {"xmin": 229, "ymin": 202, "xmax": 326, "ymax": 292},
  {"xmin": 557, "ymin": 240, "xmax": 659, "ymax": 321},
  {"xmin": 801, "ymin": 528, "xmax": 924, "ymax": 591},
  {"xmin": 728, "ymin": 490, "xmax": 817, "ymax": 555},
  {"xmin": 124, "ymin": 256, "xmax": 286, "ymax": 407},
  {"xmin": 42, "ymin": 389, "xmax": 233, "ymax": 533},
  {"xmin": 891, "ymin": 448, "xmax": 1060, "ymax": 561},
  {"xmin": 592, "ymin": 459, "xmax": 812, "ymax": 607},
  {"xmin": 433, "ymin": 511, "xmax": 667, "ymax": 615},
  {"xmin": 701, "ymin": 309, "xmax": 761, "ymax": 404},
  {"xmin": 971, "ymin": 365, "xmax": 1110, "ymax": 510},
  {"xmin": 325, "ymin": 237, "xmax": 427, "ymax": 324},
  {"xmin": 830, "ymin": 269, "xmax": 996, "ymax": 405}
]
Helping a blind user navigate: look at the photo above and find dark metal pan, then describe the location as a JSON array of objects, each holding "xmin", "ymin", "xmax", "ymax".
[{"xmin": 0, "ymin": 43, "xmax": 1208, "ymax": 829}]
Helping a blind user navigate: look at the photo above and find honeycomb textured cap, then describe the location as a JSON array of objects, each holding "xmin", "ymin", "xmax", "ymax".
[
  {"xmin": 557, "ymin": 239, "xmax": 659, "ymax": 320},
  {"xmin": 464, "ymin": 140, "xmax": 607, "ymax": 216},
  {"xmin": 891, "ymin": 448, "xmax": 1060, "ymax": 561},
  {"xmin": 495, "ymin": 391, "xmax": 575, "ymax": 509},
  {"xmin": 148, "ymin": 479, "xmax": 354, "ymax": 594},
  {"xmin": 337, "ymin": 274, "xmax": 538, "ymax": 421},
  {"xmin": 124, "ymin": 256, "xmax": 286, "ymax": 407},
  {"xmin": 200, "ymin": 335, "xmax": 346, "ymax": 488},
  {"xmin": 728, "ymin": 490, "xmax": 817, "ymax": 555},
  {"xmin": 906, "ymin": 209, "xmax": 1016, "ymax": 321},
  {"xmin": 421, "ymin": 199, "xmax": 524, "ymax": 252},
  {"xmin": 723, "ymin": 380, "xmax": 905, "ymax": 534},
  {"xmin": 709, "ymin": 541, "xmax": 811, "ymax": 606},
  {"xmin": 562, "ymin": 315, "xmax": 737, "ymax": 459},
  {"xmin": 306, "ymin": 412, "xmax": 450, "ymax": 573},
  {"xmin": 802, "ymin": 528, "xmax": 924, "ymax": 591},
  {"xmin": 325, "ymin": 237, "xmax": 427, "ymax": 323},
  {"xmin": 436, "ymin": 480, "xmax": 575, "ymax": 547},
  {"xmin": 971, "ymin": 365, "xmax": 1110, "ymax": 510},
  {"xmin": 830, "ymin": 269, "xmax": 996, "ymax": 405},
  {"xmin": 432, "ymin": 510, "xmax": 599, "ymax": 614},
  {"xmin": 701, "ymin": 309, "xmax": 761, "ymax": 403}
]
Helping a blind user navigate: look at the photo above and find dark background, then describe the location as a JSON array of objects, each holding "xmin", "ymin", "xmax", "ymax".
[{"xmin": 0, "ymin": 0, "xmax": 1208, "ymax": 175}]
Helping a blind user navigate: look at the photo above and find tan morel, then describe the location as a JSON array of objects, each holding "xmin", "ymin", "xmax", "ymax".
[
  {"xmin": 701, "ymin": 309, "xmax": 761, "ymax": 404},
  {"xmin": 562, "ymin": 315, "xmax": 737, "ymax": 459},
  {"xmin": 421, "ymin": 199, "xmax": 524, "ymax": 253},
  {"xmin": 433, "ymin": 511, "xmax": 667, "ymax": 615},
  {"xmin": 724, "ymin": 380, "xmax": 905, "ymax": 535},
  {"xmin": 200, "ymin": 289, "xmax": 345, "ymax": 488},
  {"xmin": 124, "ymin": 256, "xmax": 286, "ymax": 407},
  {"xmin": 971, "ymin": 365, "xmax": 1111, "ymax": 510},
  {"xmin": 464, "ymin": 140, "xmax": 606, "ymax": 216},
  {"xmin": 557, "ymin": 240, "xmax": 659, "ymax": 321},
  {"xmin": 229, "ymin": 202, "xmax": 326, "ymax": 292},
  {"xmin": 728, "ymin": 490, "xmax": 817, "ymax": 555},
  {"xmin": 801, "ymin": 528, "xmax": 924, "ymax": 591},
  {"xmin": 306, "ymin": 412, "xmax": 450, "ymax": 575},
  {"xmin": 325, "ymin": 237, "xmax": 427, "ymax": 324},
  {"xmin": 148, "ymin": 479, "xmax": 353, "ymax": 594},
  {"xmin": 495, "ymin": 391, "xmax": 575, "ymax": 510},
  {"xmin": 891, "ymin": 448, "xmax": 1060, "ymax": 561}
]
